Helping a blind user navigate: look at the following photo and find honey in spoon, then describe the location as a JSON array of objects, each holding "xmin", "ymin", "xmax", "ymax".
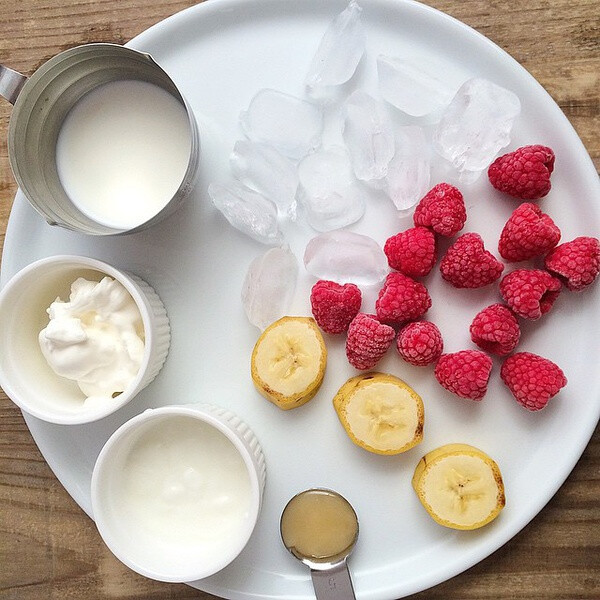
[{"xmin": 281, "ymin": 488, "xmax": 359, "ymax": 599}]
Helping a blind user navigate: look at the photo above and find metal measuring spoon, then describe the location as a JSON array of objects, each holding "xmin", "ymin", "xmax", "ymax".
[{"xmin": 280, "ymin": 488, "xmax": 359, "ymax": 600}]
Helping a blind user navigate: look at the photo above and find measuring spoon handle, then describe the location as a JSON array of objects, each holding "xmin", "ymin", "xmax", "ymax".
[
  {"xmin": 0, "ymin": 64, "xmax": 27, "ymax": 105},
  {"xmin": 310, "ymin": 561, "xmax": 356, "ymax": 600}
]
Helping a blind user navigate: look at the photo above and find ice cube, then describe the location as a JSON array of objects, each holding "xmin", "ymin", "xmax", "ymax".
[
  {"xmin": 433, "ymin": 77, "xmax": 521, "ymax": 175},
  {"xmin": 297, "ymin": 148, "xmax": 365, "ymax": 232},
  {"xmin": 377, "ymin": 54, "xmax": 454, "ymax": 118},
  {"xmin": 385, "ymin": 126, "xmax": 430, "ymax": 211},
  {"xmin": 241, "ymin": 246, "xmax": 298, "ymax": 330},
  {"xmin": 208, "ymin": 180, "xmax": 283, "ymax": 245},
  {"xmin": 305, "ymin": 0, "xmax": 367, "ymax": 97},
  {"xmin": 239, "ymin": 89, "xmax": 323, "ymax": 159},
  {"xmin": 230, "ymin": 140, "xmax": 299, "ymax": 218},
  {"xmin": 342, "ymin": 90, "xmax": 395, "ymax": 183},
  {"xmin": 458, "ymin": 168, "xmax": 485, "ymax": 185},
  {"xmin": 304, "ymin": 230, "xmax": 389, "ymax": 285}
]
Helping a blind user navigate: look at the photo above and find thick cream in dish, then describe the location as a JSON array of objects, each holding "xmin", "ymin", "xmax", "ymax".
[
  {"xmin": 120, "ymin": 417, "xmax": 252, "ymax": 544},
  {"xmin": 38, "ymin": 276, "xmax": 145, "ymax": 405},
  {"xmin": 93, "ymin": 412, "xmax": 256, "ymax": 580}
]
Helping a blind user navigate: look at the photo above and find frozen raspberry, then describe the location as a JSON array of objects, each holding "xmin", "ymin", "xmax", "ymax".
[
  {"xmin": 500, "ymin": 269, "xmax": 561, "ymax": 320},
  {"xmin": 469, "ymin": 303, "xmax": 520, "ymax": 356},
  {"xmin": 310, "ymin": 280, "xmax": 362, "ymax": 334},
  {"xmin": 439, "ymin": 233, "xmax": 504, "ymax": 288},
  {"xmin": 346, "ymin": 313, "xmax": 395, "ymax": 370},
  {"xmin": 544, "ymin": 236, "xmax": 600, "ymax": 292},
  {"xmin": 375, "ymin": 272, "xmax": 431, "ymax": 325},
  {"xmin": 501, "ymin": 352, "xmax": 567, "ymax": 411},
  {"xmin": 498, "ymin": 203, "xmax": 561, "ymax": 261},
  {"xmin": 384, "ymin": 226, "xmax": 436, "ymax": 278},
  {"xmin": 434, "ymin": 350, "xmax": 493, "ymax": 401},
  {"xmin": 413, "ymin": 183, "xmax": 467, "ymax": 237},
  {"xmin": 488, "ymin": 145, "xmax": 555, "ymax": 200},
  {"xmin": 396, "ymin": 321, "xmax": 443, "ymax": 366}
]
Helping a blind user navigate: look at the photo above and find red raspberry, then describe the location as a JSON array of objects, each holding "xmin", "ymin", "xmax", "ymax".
[
  {"xmin": 469, "ymin": 303, "xmax": 520, "ymax": 356},
  {"xmin": 499, "ymin": 269, "xmax": 561, "ymax": 320},
  {"xmin": 375, "ymin": 272, "xmax": 431, "ymax": 325},
  {"xmin": 396, "ymin": 321, "xmax": 443, "ymax": 366},
  {"xmin": 498, "ymin": 203, "xmax": 561, "ymax": 261},
  {"xmin": 488, "ymin": 145, "xmax": 555, "ymax": 200},
  {"xmin": 501, "ymin": 352, "xmax": 567, "ymax": 411},
  {"xmin": 544, "ymin": 236, "xmax": 600, "ymax": 292},
  {"xmin": 413, "ymin": 183, "xmax": 467, "ymax": 237},
  {"xmin": 310, "ymin": 280, "xmax": 362, "ymax": 334},
  {"xmin": 434, "ymin": 350, "xmax": 492, "ymax": 401},
  {"xmin": 439, "ymin": 233, "xmax": 504, "ymax": 288},
  {"xmin": 383, "ymin": 226, "xmax": 436, "ymax": 278},
  {"xmin": 345, "ymin": 313, "xmax": 395, "ymax": 370}
]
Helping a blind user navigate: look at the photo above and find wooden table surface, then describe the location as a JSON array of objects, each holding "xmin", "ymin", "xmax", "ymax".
[{"xmin": 0, "ymin": 0, "xmax": 598, "ymax": 598}]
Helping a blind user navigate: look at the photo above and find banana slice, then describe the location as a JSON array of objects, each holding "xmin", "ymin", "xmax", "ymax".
[
  {"xmin": 412, "ymin": 443, "xmax": 505, "ymax": 530},
  {"xmin": 251, "ymin": 316, "xmax": 327, "ymax": 410},
  {"xmin": 333, "ymin": 373, "xmax": 424, "ymax": 455}
]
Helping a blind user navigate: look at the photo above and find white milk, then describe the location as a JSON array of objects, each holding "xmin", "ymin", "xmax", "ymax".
[
  {"xmin": 56, "ymin": 80, "xmax": 191, "ymax": 229},
  {"xmin": 117, "ymin": 416, "xmax": 252, "ymax": 555}
]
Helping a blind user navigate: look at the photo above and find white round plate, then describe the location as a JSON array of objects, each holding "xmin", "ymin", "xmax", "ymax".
[{"xmin": 2, "ymin": 1, "xmax": 599, "ymax": 599}]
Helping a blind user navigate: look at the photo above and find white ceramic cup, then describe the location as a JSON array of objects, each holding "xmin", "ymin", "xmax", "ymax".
[
  {"xmin": 0, "ymin": 255, "xmax": 170, "ymax": 424},
  {"xmin": 90, "ymin": 403, "xmax": 266, "ymax": 583}
]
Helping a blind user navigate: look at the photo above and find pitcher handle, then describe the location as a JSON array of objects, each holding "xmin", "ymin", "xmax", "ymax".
[{"xmin": 0, "ymin": 65, "xmax": 27, "ymax": 105}]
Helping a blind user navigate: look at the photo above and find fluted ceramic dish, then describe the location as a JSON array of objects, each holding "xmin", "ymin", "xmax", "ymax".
[
  {"xmin": 91, "ymin": 403, "xmax": 265, "ymax": 582},
  {"xmin": 0, "ymin": 255, "xmax": 170, "ymax": 424}
]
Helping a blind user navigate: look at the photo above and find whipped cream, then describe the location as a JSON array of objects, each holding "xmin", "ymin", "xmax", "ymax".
[{"xmin": 39, "ymin": 277, "xmax": 145, "ymax": 404}]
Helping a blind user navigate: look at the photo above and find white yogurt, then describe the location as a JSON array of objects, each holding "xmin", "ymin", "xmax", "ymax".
[
  {"xmin": 38, "ymin": 276, "xmax": 145, "ymax": 404},
  {"xmin": 55, "ymin": 79, "xmax": 191, "ymax": 229},
  {"xmin": 115, "ymin": 416, "xmax": 253, "ymax": 554}
]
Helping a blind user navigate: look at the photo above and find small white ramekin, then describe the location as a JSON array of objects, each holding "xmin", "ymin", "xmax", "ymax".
[
  {"xmin": 0, "ymin": 255, "xmax": 170, "ymax": 424},
  {"xmin": 90, "ymin": 403, "xmax": 266, "ymax": 582}
]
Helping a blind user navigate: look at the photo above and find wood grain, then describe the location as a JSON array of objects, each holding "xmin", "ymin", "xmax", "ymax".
[{"xmin": 0, "ymin": 1, "xmax": 598, "ymax": 599}]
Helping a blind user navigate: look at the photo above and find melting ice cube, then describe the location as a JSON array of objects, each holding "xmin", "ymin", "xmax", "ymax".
[
  {"xmin": 297, "ymin": 148, "xmax": 365, "ymax": 232},
  {"xmin": 433, "ymin": 77, "xmax": 521, "ymax": 176},
  {"xmin": 305, "ymin": 0, "xmax": 367, "ymax": 96},
  {"xmin": 239, "ymin": 89, "xmax": 323, "ymax": 160},
  {"xmin": 342, "ymin": 90, "xmax": 395, "ymax": 183},
  {"xmin": 385, "ymin": 126, "xmax": 431, "ymax": 211},
  {"xmin": 304, "ymin": 230, "xmax": 389, "ymax": 285},
  {"xmin": 241, "ymin": 246, "xmax": 298, "ymax": 330},
  {"xmin": 208, "ymin": 180, "xmax": 283, "ymax": 245},
  {"xmin": 377, "ymin": 54, "xmax": 454, "ymax": 118},
  {"xmin": 230, "ymin": 140, "xmax": 299, "ymax": 218}
]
